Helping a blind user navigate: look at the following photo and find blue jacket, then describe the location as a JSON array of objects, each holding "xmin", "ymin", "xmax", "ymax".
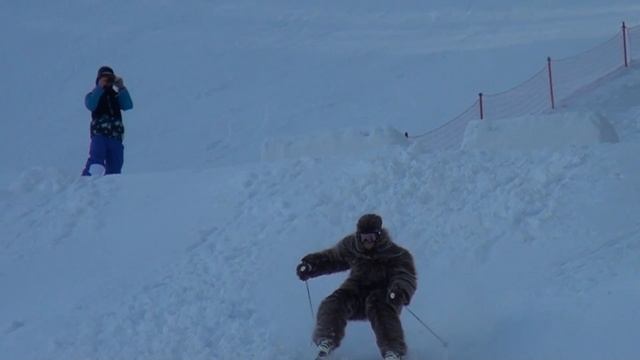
[{"xmin": 85, "ymin": 86, "xmax": 133, "ymax": 112}]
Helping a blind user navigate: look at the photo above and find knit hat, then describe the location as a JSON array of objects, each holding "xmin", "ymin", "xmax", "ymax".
[
  {"xmin": 96, "ymin": 66, "xmax": 115, "ymax": 83},
  {"xmin": 357, "ymin": 214, "xmax": 383, "ymax": 234}
]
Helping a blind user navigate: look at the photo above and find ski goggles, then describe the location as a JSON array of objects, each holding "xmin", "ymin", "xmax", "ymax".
[{"xmin": 357, "ymin": 231, "xmax": 381, "ymax": 244}]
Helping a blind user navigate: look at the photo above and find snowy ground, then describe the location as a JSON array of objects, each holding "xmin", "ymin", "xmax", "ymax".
[{"xmin": 1, "ymin": 1, "xmax": 640, "ymax": 360}]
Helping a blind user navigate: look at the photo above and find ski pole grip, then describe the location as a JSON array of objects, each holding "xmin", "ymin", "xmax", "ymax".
[{"xmin": 300, "ymin": 262, "xmax": 312, "ymax": 273}]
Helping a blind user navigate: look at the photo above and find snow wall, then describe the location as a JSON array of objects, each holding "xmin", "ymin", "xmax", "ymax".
[{"xmin": 462, "ymin": 112, "xmax": 620, "ymax": 151}]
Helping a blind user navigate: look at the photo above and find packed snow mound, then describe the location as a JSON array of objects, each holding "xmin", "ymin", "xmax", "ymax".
[
  {"xmin": 462, "ymin": 111, "xmax": 620, "ymax": 151},
  {"xmin": 261, "ymin": 127, "xmax": 408, "ymax": 161}
]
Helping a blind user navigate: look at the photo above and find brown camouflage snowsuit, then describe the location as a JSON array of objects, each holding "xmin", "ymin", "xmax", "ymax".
[{"xmin": 300, "ymin": 227, "xmax": 417, "ymax": 357}]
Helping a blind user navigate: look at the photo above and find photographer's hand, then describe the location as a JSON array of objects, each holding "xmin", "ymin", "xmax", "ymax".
[
  {"xmin": 98, "ymin": 77, "xmax": 110, "ymax": 89},
  {"xmin": 114, "ymin": 76, "xmax": 124, "ymax": 89}
]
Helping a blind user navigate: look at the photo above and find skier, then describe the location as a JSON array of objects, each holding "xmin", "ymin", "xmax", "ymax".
[
  {"xmin": 296, "ymin": 214, "xmax": 417, "ymax": 360},
  {"xmin": 81, "ymin": 66, "xmax": 133, "ymax": 176}
]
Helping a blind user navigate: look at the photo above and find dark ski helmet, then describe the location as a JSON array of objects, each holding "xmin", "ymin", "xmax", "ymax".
[{"xmin": 357, "ymin": 213, "xmax": 383, "ymax": 234}]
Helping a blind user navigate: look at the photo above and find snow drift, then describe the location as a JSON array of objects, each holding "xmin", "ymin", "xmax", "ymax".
[{"xmin": 462, "ymin": 111, "xmax": 619, "ymax": 151}]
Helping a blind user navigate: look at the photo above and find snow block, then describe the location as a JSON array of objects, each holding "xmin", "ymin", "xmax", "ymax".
[
  {"xmin": 261, "ymin": 127, "xmax": 408, "ymax": 161},
  {"xmin": 462, "ymin": 111, "xmax": 619, "ymax": 151}
]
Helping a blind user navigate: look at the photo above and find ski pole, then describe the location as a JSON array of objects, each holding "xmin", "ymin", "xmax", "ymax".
[
  {"xmin": 305, "ymin": 281, "xmax": 316, "ymax": 321},
  {"xmin": 406, "ymin": 306, "xmax": 448, "ymax": 348},
  {"xmin": 304, "ymin": 280, "xmax": 318, "ymax": 347}
]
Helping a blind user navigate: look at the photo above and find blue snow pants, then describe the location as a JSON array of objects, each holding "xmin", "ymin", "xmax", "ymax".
[{"xmin": 82, "ymin": 134, "xmax": 124, "ymax": 176}]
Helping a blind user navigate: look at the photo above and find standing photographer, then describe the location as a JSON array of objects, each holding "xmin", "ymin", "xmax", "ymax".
[{"xmin": 81, "ymin": 66, "xmax": 134, "ymax": 176}]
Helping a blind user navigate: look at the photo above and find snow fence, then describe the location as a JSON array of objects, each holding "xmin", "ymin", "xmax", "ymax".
[{"xmin": 408, "ymin": 22, "xmax": 639, "ymax": 152}]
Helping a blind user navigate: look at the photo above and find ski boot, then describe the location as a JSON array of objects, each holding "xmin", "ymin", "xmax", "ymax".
[
  {"xmin": 315, "ymin": 339, "xmax": 335, "ymax": 359},
  {"xmin": 383, "ymin": 350, "xmax": 402, "ymax": 360}
]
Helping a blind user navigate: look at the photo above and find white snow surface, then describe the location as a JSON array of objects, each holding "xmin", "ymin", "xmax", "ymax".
[
  {"xmin": 1, "ymin": 1, "xmax": 640, "ymax": 360},
  {"xmin": 462, "ymin": 111, "xmax": 620, "ymax": 151}
]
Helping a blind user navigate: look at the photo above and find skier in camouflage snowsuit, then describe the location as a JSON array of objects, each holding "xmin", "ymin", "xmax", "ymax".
[
  {"xmin": 81, "ymin": 66, "xmax": 133, "ymax": 176},
  {"xmin": 296, "ymin": 214, "xmax": 417, "ymax": 359}
]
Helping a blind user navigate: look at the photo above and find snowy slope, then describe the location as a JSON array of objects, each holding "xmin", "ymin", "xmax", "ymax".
[
  {"xmin": 2, "ymin": 1, "xmax": 640, "ymax": 175},
  {"xmin": 2, "ymin": 118, "xmax": 640, "ymax": 360},
  {"xmin": 2, "ymin": 1, "xmax": 640, "ymax": 360}
]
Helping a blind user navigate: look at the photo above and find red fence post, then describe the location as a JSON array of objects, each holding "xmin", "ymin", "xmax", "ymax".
[
  {"xmin": 547, "ymin": 57, "xmax": 556, "ymax": 110},
  {"xmin": 623, "ymin": 21, "xmax": 629, "ymax": 67},
  {"xmin": 479, "ymin": 93, "xmax": 484, "ymax": 120}
]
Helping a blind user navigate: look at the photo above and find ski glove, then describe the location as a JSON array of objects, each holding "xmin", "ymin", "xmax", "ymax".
[
  {"xmin": 296, "ymin": 253, "xmax": 325, "ymax": 281},
  {"xmin": 296, "ymin": 262, "xmax": 314, "ymax": 281},
  {"xmin": 114, "ymin": 76, "xmax": 124, "ymax": 89},
  {"xmin": 387, "ymin": 287, "xmax": 408, "ymax": 306}
]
